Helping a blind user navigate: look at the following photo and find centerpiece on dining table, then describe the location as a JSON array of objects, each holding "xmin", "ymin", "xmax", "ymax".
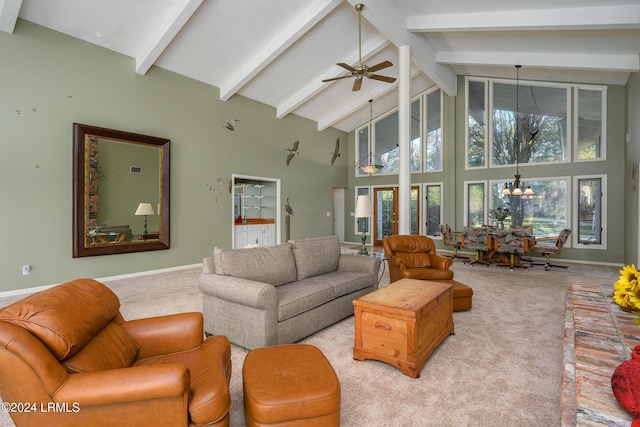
[{"xmin": 489, "ymin": 207, "xmax": 509, "ymax": 229}]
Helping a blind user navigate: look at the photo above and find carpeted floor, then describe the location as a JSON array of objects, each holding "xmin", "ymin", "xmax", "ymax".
[{"xmin": 0, "ymin": 255, "xmax": 621, "ymax": 426}]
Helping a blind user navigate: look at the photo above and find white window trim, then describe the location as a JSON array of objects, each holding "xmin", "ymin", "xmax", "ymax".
[
  {"xmin": 573, "ymin": 85, "xmax": 607, "ymax": 163},
  {"xmin": 573, "ymin": 174, "xmax": 607, "ymax": 250},
  {"xmin": 424, "ymin": 87, "xmax": 444, "ymax": 173},
  {"xmin": 463, "ymin": 180, "xmax": 488, "ymax": 227},
  {"xmin": 422, "ymin": 182, "xmax": 444, "ymax": 238},
  {"xmin": 465, "ymin": 77, "xmax": 489, "ymax": 170}
]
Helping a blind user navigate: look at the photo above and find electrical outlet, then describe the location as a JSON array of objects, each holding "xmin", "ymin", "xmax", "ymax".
[{"xmin": 22, "ymin": 265, "xmax": 31, "ymax": 275}]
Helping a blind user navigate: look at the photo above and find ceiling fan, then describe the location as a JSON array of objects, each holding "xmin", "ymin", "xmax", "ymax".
[{"xmin": 322, "ymin": 3, "xmax": 396, "ymax": 91}]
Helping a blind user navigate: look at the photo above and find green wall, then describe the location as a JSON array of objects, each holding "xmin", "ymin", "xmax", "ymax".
[
  {"xmin": 626, "ymin": 72, "xmax": 640, "ymax": 266},
  {"xmin": 346, "ymin": 76, "xmax": 629, "ymax": 265},
  {"xmin": 0, "ymin": 21, "xmax": 348, "ymax": 292}
]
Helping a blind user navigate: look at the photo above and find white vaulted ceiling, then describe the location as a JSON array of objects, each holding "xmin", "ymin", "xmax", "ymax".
[{"xmin": 2, "ymin": 0, "xmax": 639, "ymax": 132}]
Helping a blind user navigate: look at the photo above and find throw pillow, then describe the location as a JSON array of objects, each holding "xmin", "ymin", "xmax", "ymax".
[
  {"xmin": 290, "ymin": 236, "xmax": 340, "ymax": 280},
  {"xmin": 219, "ymin": 243, "xmax": 297, "ymax": 286}
]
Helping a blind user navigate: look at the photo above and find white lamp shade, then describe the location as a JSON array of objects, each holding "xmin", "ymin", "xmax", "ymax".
[
  {"xmin": 135, "ymin": 203, "xmax": 155, "ymax": 215},
  {"xmin": 355, "ymin": 194, "xmax": 373, "ymax": 218}
]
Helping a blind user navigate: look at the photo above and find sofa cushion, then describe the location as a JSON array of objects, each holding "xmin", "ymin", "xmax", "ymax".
[
  {"xmin": 0, "ymin": 278, "xmax": 121, "ymax": 360},
  {"xmin": 62, "ymin": 322, "xmax": 139, "ymax": 373},
  {"xmin": 219, "ymin": 244, "xmax": 297, "ymax": 286},
  {"xmin": 289, "ymin": 236, "xmax": 340, "ymax": 280},
  {"xmin": 300, "ymin": 271, "xmax": 373, "ymax": 298},
  {"xmin": 277, "ymin": 282, "xmax": 335, "ymax": 322}
]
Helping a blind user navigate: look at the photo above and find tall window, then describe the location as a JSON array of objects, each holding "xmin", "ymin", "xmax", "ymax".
[
  {"xmin": 574, "ymin": 176, "xmax": 606, "ymax": 248},
  {"xmin": 575, "ymin": 87, "xmax": 606, "ymax": 161},
  {"xmin": 356, "ymin": 127, "xmax": 369, "ymax": 177},
  {"xmin": 424, "ymin": 183, "xmax": 442, "ymax": 237},
  {"xmin": 467, "ymin": 79, "xmax": 487, "ymax": 168},
  {"xmin": 375, "ymin": 110, "xmax": 399, "ymax": 174},
  {"xmin": 465, "ymin": 182, "xmax": 486, "ymax": 227},
  {"xmin": 425, "ymin": 89, "xmax": 442, "ymax": 172},
  {"xmin": 410, "ymin": 98, "xmax": 422, "ymax": 172}
]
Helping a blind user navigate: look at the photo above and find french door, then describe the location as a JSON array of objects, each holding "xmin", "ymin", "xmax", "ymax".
[{"xmin": 373, "ymin": 186, "xmax": 420, "ymax": 246}]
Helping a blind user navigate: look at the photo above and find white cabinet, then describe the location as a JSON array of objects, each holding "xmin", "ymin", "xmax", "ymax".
[
  {"xmin": 247, "ymin": 224, "xmax": 274, "ymax": 246},
  {"xmin": 234, "ymin": 225, "xmax": 249, "ymax": 249},
  {"xmin": 235, "ymin": 224, "xmax": 274, "ymax": 248}
]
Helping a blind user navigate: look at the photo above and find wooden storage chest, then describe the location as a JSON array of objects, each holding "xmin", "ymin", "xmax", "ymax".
[{"xmin": 353, "ymin": 279, "xmax": 454, "ymax": 377}]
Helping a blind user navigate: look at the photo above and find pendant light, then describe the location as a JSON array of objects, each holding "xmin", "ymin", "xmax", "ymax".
[
  {"xmin": 502, "ymin": 65, "xmax": 534, "ymax": 196},
  {"xmin": 359, "ymin": 99, "xmax": 382, "ymax": 173}
]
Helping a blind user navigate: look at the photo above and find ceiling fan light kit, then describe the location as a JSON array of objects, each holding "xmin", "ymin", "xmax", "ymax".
[{"xmin": 322, "ymin": 3, "xmax": 396, "ymax": 92}]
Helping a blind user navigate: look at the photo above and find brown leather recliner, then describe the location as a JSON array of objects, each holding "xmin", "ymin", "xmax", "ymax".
[
  {"xmin": 0, "ymin": 278, "xmax": 231, "ymax": 427},
  {"xmin": 383, "ymin": 235, "xmax": 454, "ymax": 283}
]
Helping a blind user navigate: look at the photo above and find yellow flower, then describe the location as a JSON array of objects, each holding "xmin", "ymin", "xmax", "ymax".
[{"xmin": 613, "ymin": 264, "xmax": 640, "ymax": 311}]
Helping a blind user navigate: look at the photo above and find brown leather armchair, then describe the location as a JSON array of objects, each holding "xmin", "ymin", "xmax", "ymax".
[
  {"xmin": 383, "ymin": 235, "xmax": 454, "ymax": 283},
  {"xmin": 0, "ymin": 278, "xmax": 232, "ymax": 427}
]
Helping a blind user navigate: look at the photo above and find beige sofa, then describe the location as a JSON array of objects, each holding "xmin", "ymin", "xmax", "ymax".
[{"xmin": 198, "ymin": 236, "xmax": 380, "ymax": 350}]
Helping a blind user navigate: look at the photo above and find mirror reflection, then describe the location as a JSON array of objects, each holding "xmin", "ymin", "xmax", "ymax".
[{"xmin": 73, "ymin": 123, "xmax": 170, "ymax": 257}]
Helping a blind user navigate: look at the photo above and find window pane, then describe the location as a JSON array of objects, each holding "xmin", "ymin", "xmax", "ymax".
[
  {"xmin": 493, "ymin": 82, "xmax": 568, "ymax": 166},
  {"xmin": 467, "ymin": 183, "xmax": 485, "ymax": 227},
  {"xmin": 425, "ymin": 90, "xmax": 442, "ymax": 171},
  {"xmin": 577, "ymin": 178, "xmax": 602, "ymax": 244},
  {"xmin": 467, "ymin": 80, "xmax": 486, "ymax": 167},
  {"xmin": 356, "ymin": 126, "xmax": 369, "ymax": 176},
  {"xmin": 425, "ymin": 185, "xmax": 442, "ymax": 237},
  {"xmin": 375, "ymin": 111, "xmax": 399, "ymax": 174},
  {"xmin": 492, "ymin": 179, "xmax": 568, "ymax": 236},
  {"xmin": 411, "ymin": 187, "xmax": 419, "ymax": 235},
  {"xmin": 577, "ymin": 89, "xmax": 603, "ymax": 160},
  {"xmin": 375, "ymin": 188, "xmax": 395, "ymax": 238},
  {"xmin": 411, "ymin": 99, "xmax": 421, "ymax": 172}
]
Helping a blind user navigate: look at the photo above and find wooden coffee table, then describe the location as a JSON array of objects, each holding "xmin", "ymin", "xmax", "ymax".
[{"xmin": 353, "ymin": 278, "xmax": 454, "ymax": 377}]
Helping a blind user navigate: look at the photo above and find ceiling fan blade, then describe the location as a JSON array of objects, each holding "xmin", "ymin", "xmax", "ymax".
[
  {"xmin": 336, "ymin": 62, "xmax": 356, "ymax": 72},
  {"xmin": 352, "ymin": 77, "xmax": 363, "ymax": 91},
  {"xmin": 368, "ymin": 60, "xmax": 393, "ymax": 73},
  {"xmin": 369, "ymin": 74, "xmax": 397, "ymax": 83},
  {"xmin": 322, "ymin": 75, "xmax": 355, "ymax": 83}
]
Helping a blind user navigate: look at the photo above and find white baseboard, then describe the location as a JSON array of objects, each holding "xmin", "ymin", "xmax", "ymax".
[{"xmin": 0, "ymin": 263, "xmax": 203, "ymax": 299}]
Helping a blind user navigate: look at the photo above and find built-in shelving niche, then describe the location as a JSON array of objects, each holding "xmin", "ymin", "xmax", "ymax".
[{"xmin": 231, "ymin": 174, "xmax": 281, "ymax": 248}]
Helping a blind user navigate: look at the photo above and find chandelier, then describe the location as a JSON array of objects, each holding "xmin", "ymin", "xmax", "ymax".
[
  {"xmin": 358, "ymin": 99, "xmax": 382, "ymax": 174},
  {"xmin": 502, "ymin": 65, "xmax": 534, "ymax": 196}
]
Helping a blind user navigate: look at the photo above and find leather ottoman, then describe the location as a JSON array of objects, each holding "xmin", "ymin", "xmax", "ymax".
[
  {"xmin": 433, "ymin": 279, "xmax": 473, "ymax": 311},
  {"xmin": 242, "ymin": 344, "xmax": 340, "ymax": 426}
]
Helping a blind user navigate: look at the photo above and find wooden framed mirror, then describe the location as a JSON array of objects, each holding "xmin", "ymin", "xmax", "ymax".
[{"xmin": 73, "ymin": 123, "xmax": 170, "ymax": 257}]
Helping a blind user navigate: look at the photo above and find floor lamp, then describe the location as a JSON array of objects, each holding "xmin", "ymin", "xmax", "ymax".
[{"xmin": 355, "ymin": 194, "xmax": 373, "ymax": 255}]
